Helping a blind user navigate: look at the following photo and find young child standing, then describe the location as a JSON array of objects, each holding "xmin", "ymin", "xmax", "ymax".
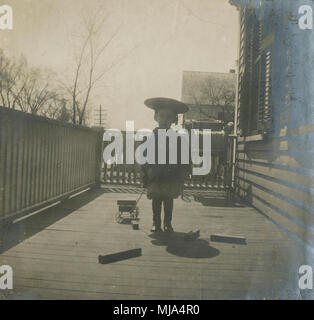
[{"xmin": 142, "ymin": 97, "xmax": 190, "ymax": 233}]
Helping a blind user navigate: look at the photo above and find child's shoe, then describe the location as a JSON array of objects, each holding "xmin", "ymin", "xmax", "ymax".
[
  {"xmin": 164, "ymin": 223, "xmax": 174, "ymax": 233},
  {"xmin": 151, "ymin": 224, "xmax": 163, "ymax": 233}
]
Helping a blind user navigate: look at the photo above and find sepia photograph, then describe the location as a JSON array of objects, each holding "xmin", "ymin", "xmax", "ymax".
[{"xmin": 0, "ymin": 0, "xmax": 314, "ymax": 305}]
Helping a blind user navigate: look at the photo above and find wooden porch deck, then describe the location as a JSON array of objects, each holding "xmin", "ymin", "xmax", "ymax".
[{"xmin": 0, "ymin": 186, "xmax": 304, "ymax": 300}]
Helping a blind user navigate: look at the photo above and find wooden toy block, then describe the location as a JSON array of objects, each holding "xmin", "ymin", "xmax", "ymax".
[
  {"xmin": 131, "ymin": 220, "xmax": 139, "ymax": 230},
  {"xmin": 98, "ymin": 248, "xmax": 142, "ymax": 264},
  {"xmin": 210, "ymin": 234, "xmax": 246, "ymax": 245}
]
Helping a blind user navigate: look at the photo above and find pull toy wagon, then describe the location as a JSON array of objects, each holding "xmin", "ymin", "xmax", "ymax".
[
  {"xmin": 115, "ymin": 190, "xmax": 144, "ymax": 227},
  {"xmin": 116, "ymin": 200, "xmax": 139, "ymax": 224}
]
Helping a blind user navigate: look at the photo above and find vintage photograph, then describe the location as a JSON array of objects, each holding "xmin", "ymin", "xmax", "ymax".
[{"xmin": 0, "ymin": 0, "xmax": 313, "ymax": 302}]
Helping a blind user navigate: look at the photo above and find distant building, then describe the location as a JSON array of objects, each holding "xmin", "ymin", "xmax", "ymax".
[{"xmin": 181, "ymin": 70, "xmax": 236, "ymax": 130}]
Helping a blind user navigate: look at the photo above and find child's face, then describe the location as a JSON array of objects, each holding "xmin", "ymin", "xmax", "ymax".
[{"xmin": 156, "ymin": 109, "xmax": 175, "ymax": 128}]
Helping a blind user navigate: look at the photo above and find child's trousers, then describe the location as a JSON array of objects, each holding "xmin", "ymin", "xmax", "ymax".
[{"xmin": 152, "ymin": 196, "xmax": 174, "ymax": 227}]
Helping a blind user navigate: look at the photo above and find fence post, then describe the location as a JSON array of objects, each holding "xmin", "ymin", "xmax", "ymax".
[{"xmin": 91, "ymin": 126, "xmax": 104, "ymax": 187}]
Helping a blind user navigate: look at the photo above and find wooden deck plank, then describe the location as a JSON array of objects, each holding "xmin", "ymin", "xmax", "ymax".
[{"xmin": 0, "ymin": 187, "xmax": 305, "ymax": 299}]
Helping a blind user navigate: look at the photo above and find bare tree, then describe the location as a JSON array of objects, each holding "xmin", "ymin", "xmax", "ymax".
[
  {"xmin": 0, "ymin": 50, "xmax": 60, "ymax": 116},
  {"xmin": 185, "ymin": 75, "xmax": 235, "ymax": 123},
  {"xmin": 15, "ymin": 67, "xmax": 57, "ymax": 115},
  {"xmin": 0, "ymin": 50, "xmax": 27, "ymax": 109},
  {"xmin": 184, "ymin": 80, "xmax": 214, "ymax": 120},
  {"xmin": 0, "ymin": 8, "xmax": 134, "ymax": 124},
  {"xmin": 63, "ymin": 9, "xmax": 121, "ymax": 125},
  {"xmin": 200, "ymin": 78, "xmax": 235, "ymax": 122},
  {"xmin": 41, "ymin": 96, "xmax": 72, "ymax": 122}
]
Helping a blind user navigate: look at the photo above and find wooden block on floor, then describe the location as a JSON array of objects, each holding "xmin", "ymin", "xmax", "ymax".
[
  {"xmin": 98, "ymin": 248, "xmax": 142, "ymax": 264},
  {"xmin": 184, "ymin": 229, "xmax": 200, "ymax": 241},
  {"xmin": 210, "ymin": 234, "xmax": 247, "ymax": 245},
  {"xmin": 132, "ymin": 220, "xmax": 139, "ymax": 230}
]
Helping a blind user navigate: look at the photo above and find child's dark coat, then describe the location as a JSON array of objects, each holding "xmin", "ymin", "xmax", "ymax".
[{"xmin": 141, "ymin": 127, "xmax": 191, "ymax": 199}]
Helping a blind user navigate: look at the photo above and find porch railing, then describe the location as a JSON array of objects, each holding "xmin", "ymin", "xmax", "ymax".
[{"xmin": 0, "ymin": 107, "xmax": 103, "ymax": 223}]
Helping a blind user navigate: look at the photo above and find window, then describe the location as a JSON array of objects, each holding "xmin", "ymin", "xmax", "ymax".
[{"xmin": 237, "ymin": 7, "xmax": 273, "ymax": 137}]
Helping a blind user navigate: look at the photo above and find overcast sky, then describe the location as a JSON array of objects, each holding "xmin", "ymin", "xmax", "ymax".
[{"xmin": 1, "ymin": 0, "xmax": 239, "ymax": 129}]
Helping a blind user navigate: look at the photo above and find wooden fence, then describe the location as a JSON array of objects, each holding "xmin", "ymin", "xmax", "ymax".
[{"xmin": 0, "ymin": 107, "xmax": 103, "ymax": 223}]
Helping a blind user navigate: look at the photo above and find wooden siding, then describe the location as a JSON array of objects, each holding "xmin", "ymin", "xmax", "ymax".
[{"xmin": 234, "ymin": 0, "xmax": 314, "ymax": 256}]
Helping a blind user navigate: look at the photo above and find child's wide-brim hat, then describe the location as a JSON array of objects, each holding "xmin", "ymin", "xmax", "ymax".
[{"xmin": 144, "ymin": 97, "xmax": 189, "ymax": 114}]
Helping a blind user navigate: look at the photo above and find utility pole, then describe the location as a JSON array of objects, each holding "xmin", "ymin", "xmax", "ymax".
[{"xmin": 94, "ymin": 104, "xmax": 107, "ymax": 128}]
